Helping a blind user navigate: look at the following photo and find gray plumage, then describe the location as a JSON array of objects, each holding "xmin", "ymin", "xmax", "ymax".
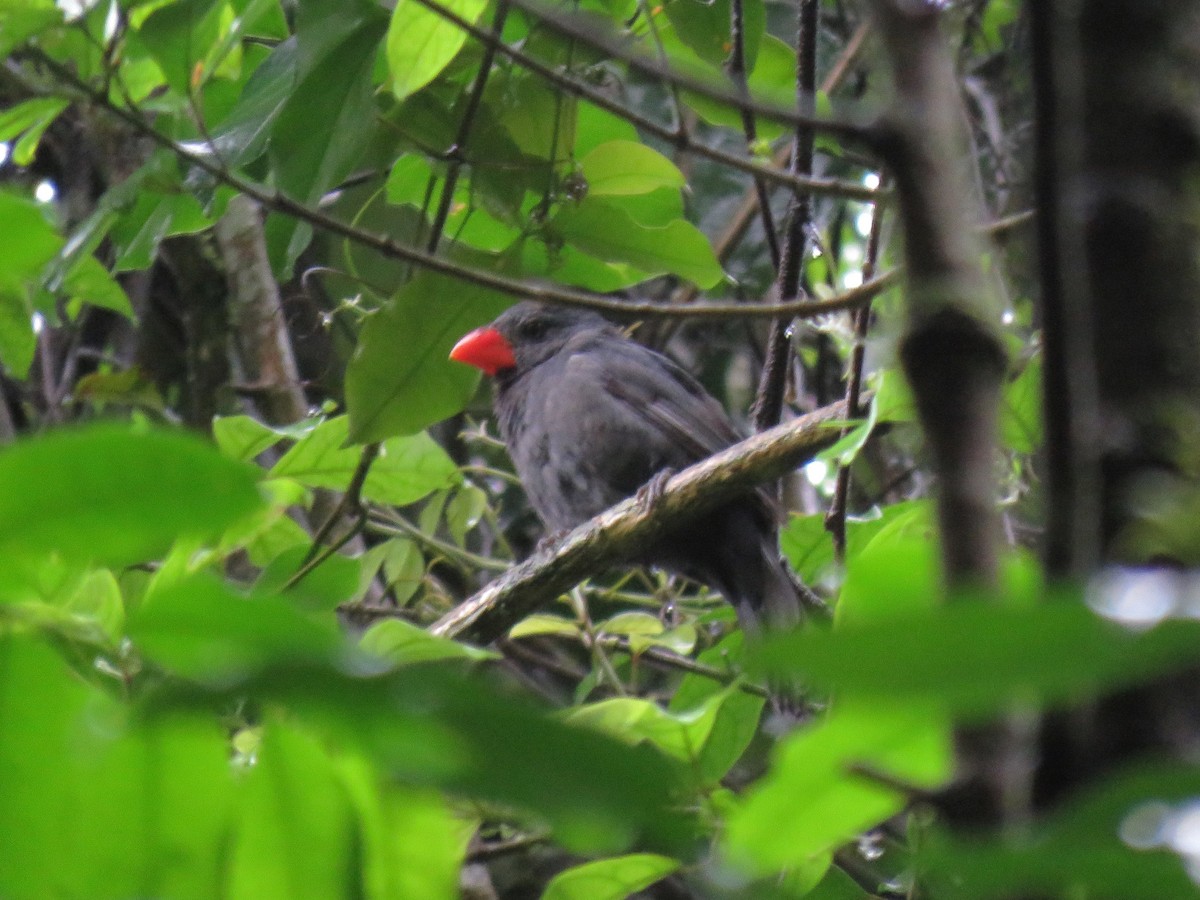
[{"xmin": 485, "ymin": 301, "xmax": 803, "ymax": 632}]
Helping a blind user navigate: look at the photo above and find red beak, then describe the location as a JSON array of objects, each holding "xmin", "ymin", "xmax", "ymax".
[{"xmin": 449, "ymin": 327, "xmax": 517, "ymax": 376}]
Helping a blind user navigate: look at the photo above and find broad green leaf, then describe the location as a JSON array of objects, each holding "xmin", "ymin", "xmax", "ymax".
[
  {"xmin": 269, "ymin": 415, "xmax": 461, "ymax": 504},
  {"xmin": 62, "ymin": 255, "xmax": 134, "ymax": 318},
  {"xmin": 212, "ymin": 413, "xmax": 294, "ymax": 462},
  {"xmin": 359, "ymin": 618, "xmax": 498, "ymax": 665},
  {"xmin": 0, "ymin": 636, "xmax": 236, "ymax": 899},
  {"xmin": 565, "ymin": 689, "xmax": 734, "ymax": 770},
  {"xmin": 387, "ymin": 0, "xmax": 488, "ymax": 100},
  {"xmin": 753, "ymin": 596, "xmax": 1200, "ymax": 716},
  {"xmin": 145, "ymin": 657, "xmax": 694, "ymax": 854},
  {"xmin": 385, "ymin": 154, "xmax": 437, "ymax": 206},
  {"xmin": 663, "ymin": 0, "xmax": 764, "ymax": 70},
  {"xmin": 228, "ymin": 721, "xmax": 359, "ymax": 900},
  {"xmin": 337, "ymin": 759, "xmax": 466, "ymax": 900},
  {"xmin": 111, "ymin": 190, "xmax": 214, "ymax": 272},
  {"xmin": 724, "ymin": 702, "xmax": 953, "ymax": 872},
  {"xmin": 0, "ymin": 637, "xmax": 93, "ymax": 899},
  {"xmin": 0, "ymin": 1, "xmax": 62, "ymax": 58},
  {"xmin": 554, "ymin": 198, "xmax": 724, "ymax": 289},
  {"xmin": 0, "ymin": 191, "xmax": 61, "ymax": 372},
  {"xmin": 135, "ymin": 0, "xmax": 225, "ymax": 96},
  {"xmin": 541, "ymin": 854, "xmax": 680, "ymax": 900},
  {"xmin": 129, "ymin": 575, "xmax": 346, "ymax": 682},
  {"xmin": 679, "ymin": 35, "xmax": 795, "ymax": 141},
  {"xmin": 579, "ymin": 141, "xmax": 685, "ymax": 196},
  {"xmin": 871, "ymin": 367, "xmax": 916, "ymax": 423},
  {"xmin": 0, "ymin": 425, "xmax": 263, "ymax": 566},
  {"xmin": 257, "ymin": 546, "xmax": 361, "ymax": 612},
  {"xmin": 0, "ymin": 97, "xmax": 68, "ymax": 166},
  {"xmin": 64, "ymin": 567, "xmax": 125, "ymax": 644},
  {"xmin": 446, "ymin": 483, "xmax": 487, "ymax": 544},
  {"xmin": 267, "ymin": 0, "xmax": 387, "ymax": 272},
  {"xmin": 195, "ymin": 35, "xmax": 300, "ymax": 166},
  {"xmin": 365, "ymin": 538, "xmax": 426, "ymax": 605},
  {"xmin": 345, "ymin": 273, "xmax": 511, "ymax": 442}
]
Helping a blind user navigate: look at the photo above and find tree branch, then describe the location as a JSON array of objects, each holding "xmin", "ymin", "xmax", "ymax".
[{"xmin": 430, "ymin": 396, "xmax": 859, "ymax": 642}]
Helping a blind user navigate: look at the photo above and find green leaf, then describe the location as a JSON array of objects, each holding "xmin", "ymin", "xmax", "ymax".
[
  {"xmin": 565, "ymin": 689, "xmax": 734, "ymax": 771},
  {"xmin": 0, "ymin": 636, "xmax": 237, "ymax": 899},
  {"xmin": 111, "ymin": 189, "xmax": 214, "ymax": 272},
  {"xmin": 387, "ymin": 0, "xmax": 489, "ymax": 100},
  {"xmin": 345, "ymin": 273, "xmax": 511, "ymax": 442},
  {"xmin": 663, "ymin": 0, "xmax": 764, "ymax": 70},
  {"xmin": 0, "ymin": 424, "xmax": 263, "ymax": 566},
  {"xmin": 213, "ymin": 413, "xmax": 294, "ymax": 462},
  {"xmin": 922, "ymin": 763, "xmax": 1200, "ymax": 899},
  {"xmin": 359, "ymin": 618, "xmax": 498, "ymax": 665},
  {"xmin": 269, "ymin": 415, "xmax": 460, "ymax": 504},
  {"xmin": 228, "ymin": 721, "xmax": 360, "ymax": 900},
  {"xmin": 0, "ymin": 97, "xmax": 68, "ymax": 166},
  {"xmin": 724, "ymin": 702, "xmax": 953, "ymax": 872},
  {"xmin": 754, "ymin": 596, "xmax": 1200, "ymax": 716},
  {"xmin": 196, "ymin": 35, "xmax": 300, "ymax": 166},
  {"xmin": 676, "ymin": 35, "xmax": 794, "ymax": 141},
  {"xmin": 0, "ymin": 1, "xmax": 62, "ymax": 59},
  {"xmin": 445, "ymin": 483, "xmax": 488, "ymax": 544},
  {"xmin": 129, "ymin": 575, "xmax": 346, "ymax": 682},
  {"xmin": 0, "ymin": 191, "xmax": 61, "ymax": 372},
  {"xmin": 146, "ymin": 658, "xmax": 694, "ymax": 854},
  {"xmin": 541, "ymin": 854, "xmax": 680, "ymax": 900},
  {"xmin": 1001, "ymin": 356, "xmax": 1043, "ymax": 453},
  {"xmin": 135, "ymin": 0, "xmax": 225, "ymax": 96},
  {"xmin": 510, "ymin": 614, "xmax": 581, "ymax": 638},
  {"xmin": 337, "ymin": 760, "xmax": 466, "ymax": 900},
  {"xmin": 62, "ymin": 255, "xmax": 134, "ymax": 318},
  {"xmin": 257, "ymin": 546, "xmax": 361, "ymax": 612},
  {"xmin": 579, "ymin": 140, "xmax": 685, "ymax": 196},
  {"xmin": 364, "ymin": 538, "xmax": 426, "ymax": 605},
  {"xmin": 554, "ymin": 199, "xmax": 724, "ymax": 289},
  {"xmin": 267, "ymin": 0, "xmax": 387, "ymax": 271}
]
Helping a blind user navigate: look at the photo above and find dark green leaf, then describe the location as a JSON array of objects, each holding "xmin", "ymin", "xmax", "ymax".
[
  {"xmin": 345, "ymin": 273, "xmax": 511, "ymax": 442},
  {"xmin": 135, "ymin": 0, "xmax": 224, "ymax": 96}
]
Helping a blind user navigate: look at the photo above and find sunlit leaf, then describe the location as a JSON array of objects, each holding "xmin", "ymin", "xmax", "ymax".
[{"xmin": 541, "ymin": 854, "xmax": 679, "ymax": 900}]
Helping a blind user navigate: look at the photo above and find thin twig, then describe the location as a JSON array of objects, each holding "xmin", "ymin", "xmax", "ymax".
[
  {"xmin": 752, "ymin": 0, "xmax": 820, "ymax": 432},
  {"xmin": 826, "ymin": 176, "xmax": 888, "ymax": 560}
]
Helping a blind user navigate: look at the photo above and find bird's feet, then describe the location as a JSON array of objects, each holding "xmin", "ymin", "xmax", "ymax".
[
  {"xmin": 634, "ymin": 468, "xmax": 676, "ymax": 512},
  {"xmin": 534, "ymin": 529, "xmax": 570, "ymax": 554}
]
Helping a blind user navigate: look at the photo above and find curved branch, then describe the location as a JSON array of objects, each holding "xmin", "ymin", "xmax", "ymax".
[{"xmin": 430, "ymin": 396, "xmax": 860, "ymax": 642}]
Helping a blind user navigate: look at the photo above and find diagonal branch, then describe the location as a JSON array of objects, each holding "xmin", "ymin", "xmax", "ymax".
[{"xmin": 430, "ymin": 396, "xmax": 860, "ymax": 642}]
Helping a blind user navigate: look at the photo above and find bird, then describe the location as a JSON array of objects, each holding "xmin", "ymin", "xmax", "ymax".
[{"xmin": 449, "ymin": 301, "xmax": 804, "ymax": 634}]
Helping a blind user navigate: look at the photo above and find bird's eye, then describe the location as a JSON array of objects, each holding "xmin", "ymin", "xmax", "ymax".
[{"xmin": 519, "ymin": 319, "xmax": 549, "ymax": 340}]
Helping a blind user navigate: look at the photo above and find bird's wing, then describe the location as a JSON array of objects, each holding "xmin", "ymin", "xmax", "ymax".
[{"xmin": 589, "ymin": 338, "xmax": 742, "ymax": 462}]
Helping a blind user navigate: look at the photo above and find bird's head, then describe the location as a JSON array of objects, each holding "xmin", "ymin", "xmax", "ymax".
[{"xmin": 449, "ymin": 302, "xmax": 613, "ymax": 377}]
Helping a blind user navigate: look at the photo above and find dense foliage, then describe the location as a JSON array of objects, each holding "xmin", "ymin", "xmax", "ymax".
[{"xmin": 2, "ymin": 0, "xmax": 1199, "ymax": 898}]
